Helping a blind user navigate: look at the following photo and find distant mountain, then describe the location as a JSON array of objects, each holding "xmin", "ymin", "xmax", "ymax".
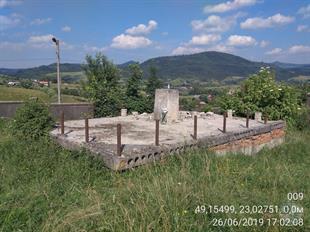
[
  {"xmin": 0, "ymin": 63, "xmax": 82, "ymax": 80},
  {"xmin": 1, "ymin": 52, "xmax": 309, "ymax": 82},
  {"xmin": 272, "ymin": 61, "xmax": 309, "ymax": 69},
  {"xmin": 117, "ymin": 60, "xmax": 139, "ymax": 69},
  {"xmin": 138, "ymin": 51, "xmax": 308, "ymax": 81}
]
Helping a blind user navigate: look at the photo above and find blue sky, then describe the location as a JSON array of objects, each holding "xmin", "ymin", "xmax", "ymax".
[{"xmin": 0, "ymin": 0, "xmax": 310, "ymax": 68}]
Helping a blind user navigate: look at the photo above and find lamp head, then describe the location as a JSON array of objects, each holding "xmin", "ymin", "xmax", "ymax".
[{"xmin": 52, "ymin": 37, "xmax": 57, "ymax": 43}]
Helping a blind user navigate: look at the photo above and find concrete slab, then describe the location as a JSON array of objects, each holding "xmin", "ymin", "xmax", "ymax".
[{"xmin": 50, "ymin": 112, "xmax": 285, "ymax": 171}]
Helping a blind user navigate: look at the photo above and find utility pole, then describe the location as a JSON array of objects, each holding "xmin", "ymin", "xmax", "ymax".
[{"xmin": 52, "ymin": 37, "xmax": 61, "ymax": 103}]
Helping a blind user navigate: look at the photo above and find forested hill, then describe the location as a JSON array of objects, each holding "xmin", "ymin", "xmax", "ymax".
[
  {"xmin": 1, "ymin": 51, "xmax": 309, "ymax": 81},
  {"xmin": 139, "ymin": 51, "xmax": 307, "ymax": 81}
]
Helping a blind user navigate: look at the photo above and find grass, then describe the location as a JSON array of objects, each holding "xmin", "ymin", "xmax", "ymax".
[
  {"xmin": 0, "ymin": 86, "xmax": 86, "ymax": 103},
  {"xmin": 0, "ymin": 119, "xmax": 309, "ymax": 231},
  {"xmin": 45, "ymin": 71, "xmax": 86, "ymax": 82}
]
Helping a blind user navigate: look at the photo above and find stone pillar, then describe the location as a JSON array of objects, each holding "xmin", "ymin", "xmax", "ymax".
[
  {"xmin": 154, "ymin": 89, "xmax": 179, "ymax": 123},
  {"xmin": 227, "ymin": 109, "xmax": 233, "ymax": 119},
  {"xmin": 255, "ymin": 112, "xmax": 262, "ymax": 121},
  {"xmin": 121, "ymin": 109, "xmax": 127, "ymax": 117}
]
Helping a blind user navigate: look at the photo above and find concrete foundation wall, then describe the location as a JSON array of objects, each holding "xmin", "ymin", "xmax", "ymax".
[
  {"xmin": 209, "ymin": 128, "xmax": 285, "ymax": 155},
  {"xmin": 154, "ymin": 89, "xmax": 179, "ymax": 122},
  {"xmin": 0, "ymin": 101, "xmax": 94, "ymax": 120}
]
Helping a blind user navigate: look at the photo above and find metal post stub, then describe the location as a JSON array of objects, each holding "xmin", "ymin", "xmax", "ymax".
[{"xmin": 117, "ymin": 124, "xmax": 122, "ymax": 156}]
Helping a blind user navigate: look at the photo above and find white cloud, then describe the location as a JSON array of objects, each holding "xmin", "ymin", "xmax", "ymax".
[
  {"xmin": 171, "ymin": 46, "xmax": 204, "ymax": 55},
  {"xmin": 0, "ymin": 41, "xmax": 24, "ymax": 50},
  {"xmin": 0, "ymin": 14, "xmax": 21, "ymax": 30},
  {"xmin": 240, "ymin": 13, "xmax": 294, "ymax": 29},
  {"xmin": 260, "ymin": 40, "xmax": 269, "ymax": 48},
  {"xmin": 191, "ymin": 14, "xmax": 241, "ymax": 33},
  {"xmin": 226, "ymin": 35, "xmax": 257, "ymax": 47},
  {"xmin": 30, "ymin": 17, "xmax": 52, "ymax": 25},
  {"xmin": 60, "ymin": 41, "xmax": 74, "ymax": 50},
  {"xmin": 28, "ymin": 34, "xmax": 54, "ymax": 44},
  {"xmin": 0, "ymin": 0, "xmax": 22, "ymax": 8},
  {"xmin": 111, "ymin": 34, "xmax": 152, "ymax": 49},
  {"xmin": 265, "ymin": 48, "xmax": 282, "ymax": 55},
  {"xmin": 62, "ymin": 26, "xmax": 71, "ymax": 32},
  {"xmin": 288, "ymin": 45, "xmax": 310, "ymax": 54},
  {"xmin": 204, "ymin": 0, "xmax": 257, "ymax": 13},
  {"xmin": 189, "ymin": 34, "xmax": 221, "ymax": 45},
  {"xmin": 125, "ymin": 20, "xmax": 157, "ymax": 35},
  {"xmin": 298, "ymin": 4, "xmax": 310, "ymax": 19},
  {"xmin": 297, "ymin": 25, "xmax": 309, "ymax": 32},
  {"xmin": 207, "ymin": 44, "xmax": 234, "ymax": 53},
  {"xmin": 83, "ymin": 44, "xmax": 106, "ymax": 52}
]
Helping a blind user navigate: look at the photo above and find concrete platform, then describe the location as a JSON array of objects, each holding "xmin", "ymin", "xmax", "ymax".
[{"xmin": 50, "ymin": 112, "xmax": 285, "ymax": 171}]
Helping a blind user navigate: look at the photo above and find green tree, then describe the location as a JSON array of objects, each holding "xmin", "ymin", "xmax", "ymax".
[
  {"xmin": 82, "ymin": 53, "xmax": 123, "ymax": 117},
  {"xmin": 125, "ymin": 64, "xmax": 152, "ymax": 113},
  {"xmin": 126, "ymin": 64, "xmax": 142, "ymax": 98},
  {"xmin": 146, "ymin": 66, "xmax": 163, "ymax": 97},
  {"xmin": 219, "ymin": 67, "xmax": 301, "ymax": 123}
]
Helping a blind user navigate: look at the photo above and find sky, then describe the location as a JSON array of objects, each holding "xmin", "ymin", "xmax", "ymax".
[{"xmin": 0, "ymin": 0, "xmax": 310, "ymax": 68}]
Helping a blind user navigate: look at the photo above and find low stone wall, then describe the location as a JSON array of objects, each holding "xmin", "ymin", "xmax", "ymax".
[{"xmin": 0, "ymin": 101, "xmax": 94, "ymax": 120}]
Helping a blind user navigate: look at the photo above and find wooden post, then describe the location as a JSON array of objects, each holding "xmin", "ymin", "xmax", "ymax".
[
  {"xmin": 117, "ymin": 124, "xmax": 122, "ymax": 156},
  {"xmin": 60, "ymin": 111, "xmax": 64, "ymax": 135},
  {"xmin": 85, "ymin": 118, "xmax": 89, "ymax": 143},
  {"xmin": 223, "ymin": 111, "xmax": 227, "ymax": 133},
  {"xmin": 155, "ymin": 120, "xmax": 159, "ymax": 146},
  {"xmin": 193, "ymin": 115, "xmax": 197, "ymax": 140},
  {"xmin": 246, "ymin": 112, "xmax": 249, "ymax": 128}
]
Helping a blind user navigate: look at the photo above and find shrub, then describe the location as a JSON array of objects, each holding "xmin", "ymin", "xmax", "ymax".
[
  {"xmin": 10, "ymin": 98, "xmax": 54, "ymax": 139},
  {"xmin": 180, "ymin": 97, "xmax": 197, "ymax": 111},
  {"xmin": 219, "ymin": 67, "xmax": 301, "ymax": 121},
  {"xmin": 291, "ymin": 107, "xmax": 310, "ymax": 130},
  {"xmin": 126, "ymin": 96, "xmax": 153, "ymax": 113}
]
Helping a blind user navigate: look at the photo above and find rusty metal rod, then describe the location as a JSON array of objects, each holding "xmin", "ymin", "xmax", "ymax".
[
  {"xmin": 155, "ymin": 119, "xmax": 159, "ymax": 146},
  {"xmin": 117, "ymin": 124, "xmax": 122, "ymax": 156},
  {"xmin": 246, "ymin": 112, "xmax": 249, "ymax": 128},
  {"xmin": 85, "ymin": 118, "xmax": 89, "ymax": 143},
  {"xmin": 264, "ymin": 114, "xmax": 268, "ymax": 124},
  {"xmin": 194, "ymin": 115, "xmax": 197, "ymax": 140},
  {"xmin": 223, "ymin": 111, "xmax": 227, "ymax": 133},
  {"xmin": 60, "ymin": 111, "xmax": 64, "ymax": 135}
]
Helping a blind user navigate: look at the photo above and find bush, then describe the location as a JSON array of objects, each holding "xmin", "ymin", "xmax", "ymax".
[
  {"xmin": 10, "ymin": 98, "xmax": 54, "ymax": 139},
  {"xmin": 219, "ymin": 67, "xmax": 301, "ymax": 121},
  {"xmin": 180, "ymin": 97, "xmax": 197, "ymax": 111},
  {"xmin": 126, "ymin": 96, "xmax": 153, "ymax": 113},
  {"xmin": 291, "ymin": 107, "xmax": 310, "ymax": 130}
]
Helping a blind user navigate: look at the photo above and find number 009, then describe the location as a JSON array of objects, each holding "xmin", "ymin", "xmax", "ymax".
[{"xmin": 287, "ymin": 192, "xmax": 303, "ymax": 201}]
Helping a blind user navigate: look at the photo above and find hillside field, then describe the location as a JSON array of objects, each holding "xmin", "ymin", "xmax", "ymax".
[
  {"xmin": 0, "ymin": 86, "xmax": 86, "ymax": 103},
  {"xmin": 0, "ymin": 118, "xmax": 309, "ymax": 231}
]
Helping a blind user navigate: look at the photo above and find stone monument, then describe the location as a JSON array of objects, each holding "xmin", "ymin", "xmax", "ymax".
[{"xmin": 154, "ymin": 89, "xmax": 179, "ymax": 123}]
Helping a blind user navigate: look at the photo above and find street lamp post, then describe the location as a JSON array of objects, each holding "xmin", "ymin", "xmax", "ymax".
[{"xmin": 52, "ymin": 37, "xmax": 61, "ymax": 103}]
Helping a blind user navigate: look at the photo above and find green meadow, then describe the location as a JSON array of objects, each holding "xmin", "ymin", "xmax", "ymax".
[{"xmin": 0, "ymin": 119, "xmax": 309, "ymax": 231}]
